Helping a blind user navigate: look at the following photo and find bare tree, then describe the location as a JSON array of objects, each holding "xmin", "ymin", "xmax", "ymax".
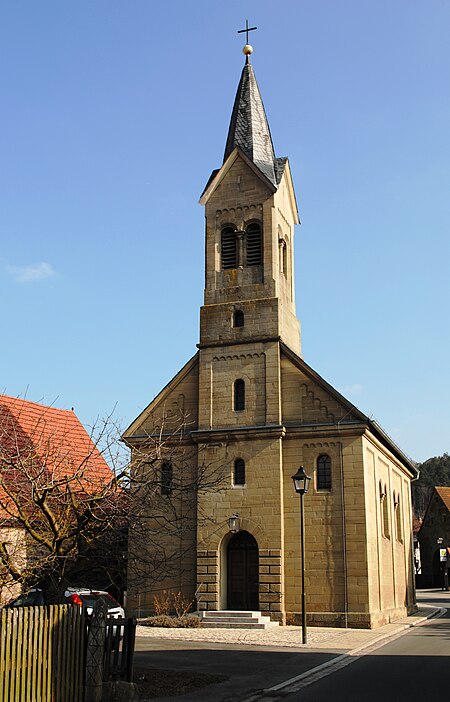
[
  {"xmin": 0, "ymin": 398, "xmax": 126, "ymax": 602},
  {"xmin": 123, "ymin": 402, "xmax": 232, "ymax": 613},
  {"xmin": 0, "ymin": 397, "xmax": 226, "ymax": 605}
]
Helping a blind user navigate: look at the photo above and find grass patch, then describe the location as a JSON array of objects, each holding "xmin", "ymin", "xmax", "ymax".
[{"xmin": 134, "ymin": 667, "xmax": 227, "ymax": 699}]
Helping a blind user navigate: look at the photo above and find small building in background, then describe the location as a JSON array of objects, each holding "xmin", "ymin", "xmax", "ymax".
[
  {"xmin": 417, "ymin": 487, "xmax": 450, "ymax": 588},
  {"xmin": 0, "ymin": 394, "xmax": 118, "ymax": 605}
]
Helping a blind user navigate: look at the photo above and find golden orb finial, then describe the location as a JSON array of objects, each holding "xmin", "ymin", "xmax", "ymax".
[{"xmin": 238, "ymin": 20, "xmax": 257, "ymax": 57}]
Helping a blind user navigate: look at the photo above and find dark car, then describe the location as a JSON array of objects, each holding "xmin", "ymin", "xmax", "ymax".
[{"xmin": 5, "ymin": 589, "xmax": 45, "ymax": 607}]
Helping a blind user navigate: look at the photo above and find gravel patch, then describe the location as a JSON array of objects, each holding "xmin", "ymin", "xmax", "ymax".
[{"xmin": 136, "ymin": 624, "xmax": 352, "ymax": 648}]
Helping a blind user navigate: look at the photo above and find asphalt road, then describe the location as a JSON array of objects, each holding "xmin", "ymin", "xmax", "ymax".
[
  {"xmin": 134, "ymin": 638, "xmax": 338, "ymax": 702},
  {"xmin": 133, "ymin": 592, "xmax": 449, "ymax": 702},
  {"xmin": 279, "ymin": 592, "xmax": 450, "ymax": 702}
]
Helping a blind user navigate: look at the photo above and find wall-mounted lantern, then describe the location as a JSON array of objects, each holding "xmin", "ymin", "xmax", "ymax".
[{"xmin": 228, "ymin": 513, "xmax": 240, "ymax": 533}]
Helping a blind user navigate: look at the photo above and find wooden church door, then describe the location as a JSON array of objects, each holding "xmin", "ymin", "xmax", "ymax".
[{"xmin": 227, "ymin": 531, "xmax": 259, "ymax": 610}]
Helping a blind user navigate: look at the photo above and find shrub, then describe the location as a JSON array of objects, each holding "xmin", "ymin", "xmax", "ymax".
[
  {"xmin": 153, "ymin": 590, "xmax": 194, "ymax": 617},
  {"xmin": 153, "ymin": 591, "xmax": 171, "ymax": 616},
  {"xmin": 140, "ymin": 614, "xmax": 202, "ymax": 628},
  {"xmin": 177, "ymin": 615, "xmax": 202, "ymax": 628},
  {"xmin": 172, "ymin": 591, "xmax": 194, "ymax": 617}
]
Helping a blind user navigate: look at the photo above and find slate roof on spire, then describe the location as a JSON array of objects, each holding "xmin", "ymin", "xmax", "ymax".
[{"xmin": 224, "ymin": 58, "xmax": 280, "ymax": 187}]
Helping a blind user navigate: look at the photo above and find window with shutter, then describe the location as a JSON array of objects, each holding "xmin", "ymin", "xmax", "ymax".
[
  {"xmin": 246, "ymin": 223, "xmax": 262, "ymax": 266},
  {"xmin": 221, "ymin": 227, "xmax": 238, "ymax": 269}
]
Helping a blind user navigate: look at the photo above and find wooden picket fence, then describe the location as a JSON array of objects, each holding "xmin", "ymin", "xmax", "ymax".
[{"xmin": 0, "ymin": 604, "xmax": 85, "ymax": 702}]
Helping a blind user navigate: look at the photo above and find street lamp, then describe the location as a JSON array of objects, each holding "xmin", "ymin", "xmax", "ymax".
[{"xmin": 291, "ymin": 466, "xmax": 311, "ymax": 644}]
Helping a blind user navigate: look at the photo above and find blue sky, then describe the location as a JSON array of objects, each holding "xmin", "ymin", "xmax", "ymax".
[{"xmin": 1, "ymin": 1, "xmax": 449, "ymax": 463}]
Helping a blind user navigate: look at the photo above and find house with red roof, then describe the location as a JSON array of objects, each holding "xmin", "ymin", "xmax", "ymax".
[
  {"xmin": 0, "ymin": 395, "xmax": 117, "ymax": 604},
  {"xmin": 417, "ymin": 486, "xmax": 450, "ymax": 588}
]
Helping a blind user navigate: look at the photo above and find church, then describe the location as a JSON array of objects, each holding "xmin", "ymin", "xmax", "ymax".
[{"xmin": 123, "ymin": 42, "xmax": 418, "ymax": 628}]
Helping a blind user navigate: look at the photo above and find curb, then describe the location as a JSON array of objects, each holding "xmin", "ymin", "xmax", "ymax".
[{"xmin": 240, "ymin": 607, "xmax": 445, "ymax": 702}]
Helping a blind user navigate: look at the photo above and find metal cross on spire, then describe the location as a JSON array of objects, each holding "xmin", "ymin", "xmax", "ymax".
[{"xmin": 237, "ymin": 19, "xmax": 257, "ymax": 45}]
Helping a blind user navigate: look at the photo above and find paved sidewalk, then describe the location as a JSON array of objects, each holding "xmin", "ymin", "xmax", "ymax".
[{"xmin": 135, "ymin": 605, "xmax": 440, "ymax": 653}]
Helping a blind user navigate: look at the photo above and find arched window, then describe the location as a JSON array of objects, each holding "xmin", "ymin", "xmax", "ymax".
[
  {"xmin": 393, "ymin": 492, "xmax": 403, "ymax": 542},
  {"xmin": 279, "ymin": 238, "xmax": 287, "ymax": 276},
  {"xmin": 221, "ymin": 227, "xmax": 237, "ymax": 269},
  {"xmin": 246, "ymin": 223, "xmax": 262, "ymax": 266},
  {"xmin": 161, "ymin": 461, "xmax": 173, "ymax": 496},
  {"xmin": 233, "ymin": 309, "xmax": 244, "ymax": 328},
  {"xmin": 380, "ymin": 482, "xmax": 390, "ymax": 538},
  {"xmin": 234, "ymin": 459, "xmax": 246, "ymax": 485},
  {"xmin": 317, "ymin": 454, "xmax": 332, "ymax": 490},
  {"xmin": 234, "ymin": 379, "xmax": 245, "ymax": 411}
]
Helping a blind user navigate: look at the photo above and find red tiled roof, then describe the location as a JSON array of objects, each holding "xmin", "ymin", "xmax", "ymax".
[
  {"xmin": 0, "ymin": 395, "xmax": 115, "ymax": 519},
  {"xmin": 436, "ymin": 486, "xmax": 450, "ymax": 512}
]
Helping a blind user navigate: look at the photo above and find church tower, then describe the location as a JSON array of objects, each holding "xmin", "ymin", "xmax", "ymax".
[
  {"xmin": 199, "ymin": 45, "xmax": 300, "ymax": 360},
  {"xmin": 124, "ymin": 41, "xmax": 417, "ymax": 629},
  {"xmin": 193, "ymin": 45, "xmax": 302, "ymax": 617},
  {"xmin": 197, "ymin": 44, "xmax": 300, "ymax": 439}
]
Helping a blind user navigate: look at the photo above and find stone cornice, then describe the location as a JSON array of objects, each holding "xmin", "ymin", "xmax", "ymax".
[
  {"xmin": 197, "ymin": 336, "xmax": 280, "ymax": 350},
  {"xmin": 123, "ymin": 433, "xmax": 194, "ymax": 448},
  {"xmin": 282, "ymin": 422, "xmax": 366, "ymax": 440},
  {"xmin": 191, "ymin": 424, "xmax": 286, "ymax": 444}
]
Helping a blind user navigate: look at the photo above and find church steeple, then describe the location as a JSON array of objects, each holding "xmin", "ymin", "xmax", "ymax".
[
  {"xmin": 199, "ymin": 43, "xmax": 301, "ymax": 357},
  {"xmin": 223, "ymin": 54, "xmax": 277, "ymax": 186}
]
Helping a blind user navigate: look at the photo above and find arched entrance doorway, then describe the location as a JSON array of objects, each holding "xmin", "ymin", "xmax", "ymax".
[{"xmin": 227, "ymin": 531, "xmax": 259, "ymax": 610}]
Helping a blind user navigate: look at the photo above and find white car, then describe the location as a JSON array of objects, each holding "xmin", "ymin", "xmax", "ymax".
[{"xmin": 65, "ymin": 588, "xmax": 125, "ymax": 621}]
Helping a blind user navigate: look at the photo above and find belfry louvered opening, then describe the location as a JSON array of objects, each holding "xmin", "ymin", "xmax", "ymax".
[
  {"xmin": 221, "ymin": 227, "xmax": 238, "ymax": 269},
  {"xmin": 246, "ymin": 223, "xmax": 262, "ymax": 266}
]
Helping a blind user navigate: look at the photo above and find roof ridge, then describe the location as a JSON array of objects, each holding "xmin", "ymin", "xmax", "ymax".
[{"xmin": 0, "ymin": 394, "xmax": 74, "ymax": 415}]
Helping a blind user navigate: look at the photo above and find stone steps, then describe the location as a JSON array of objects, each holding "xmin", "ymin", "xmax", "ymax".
[{"xmin": 198, "ymin": 610, "xmax": 279, "ymax": 630}]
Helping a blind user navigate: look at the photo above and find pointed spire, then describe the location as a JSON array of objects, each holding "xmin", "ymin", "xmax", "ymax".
[{"xmin": 224, "ymin": 55, "xmax": 277, "ymax": 186}]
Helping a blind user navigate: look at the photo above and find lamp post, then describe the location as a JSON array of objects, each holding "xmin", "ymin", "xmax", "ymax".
[
  {"xmin": 291, "ymin": 466, "xmax": 311, "ymax": 644},
  {"xmin": 437, "ymin": 537, "xmax": 449, "ymax": 591}
]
